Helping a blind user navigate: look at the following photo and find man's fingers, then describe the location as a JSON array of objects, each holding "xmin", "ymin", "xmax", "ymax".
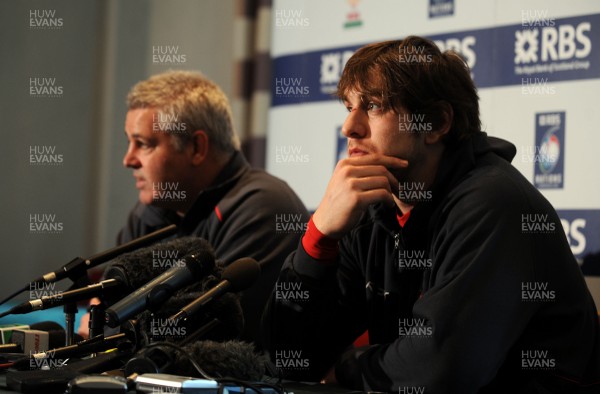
[
  {"xmin": 348, "ymin": 176, "xmax": 392, "ymax": 193},
  {"xmin": 356, "ymin": 188, "xmax": 396, "ymax": 208},
  {"xmin": 342, "ymin": 165, "xmax": 399, "ymax": 194}
]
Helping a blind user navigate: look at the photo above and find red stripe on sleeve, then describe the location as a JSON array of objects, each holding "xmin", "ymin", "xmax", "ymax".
[{"xmin": 301, "ymin": 216, "xmax": 339, "ymax": 262}]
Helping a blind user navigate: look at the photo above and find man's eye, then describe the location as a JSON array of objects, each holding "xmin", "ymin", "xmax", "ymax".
[
  {"xmin": 134, "ymin": 140, "xmax": 148, "ymax": 149},
  {"xmin": 367, "ymin": 102, "xmax": 381, "ymax": 112}
]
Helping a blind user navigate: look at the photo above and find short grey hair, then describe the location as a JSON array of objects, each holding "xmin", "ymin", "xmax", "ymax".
[{"xmin": 127, "ymin": 70, "xmax": 240, "ymax": 153}]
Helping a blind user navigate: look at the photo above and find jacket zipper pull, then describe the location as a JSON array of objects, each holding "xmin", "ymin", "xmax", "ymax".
[{"xmin": 394, "ymin": 232, "xmax": 400, "ymax": 249}]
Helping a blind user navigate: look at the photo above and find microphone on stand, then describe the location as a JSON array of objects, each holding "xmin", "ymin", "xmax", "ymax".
[
  {"xmin": 0, "ymin": 279, "xmax": 124, "ymax": 318},
  {"xmin": 10, "ymin": 320, "xmax": 140, "ymax": 371},
  {"xmin": 169, "ymin": 258, "xmax": 260, "ymax": 322},
  {"xmin": 102, "ymin": 236, "xmax": 211, "ymax": 301},
  {"xmin": 0, "ymin": 224, "xmax": 177, "ymax": 307},
  {"xmin": 104, "ymin": 242, "xmax": 217, "ymax": 328}
]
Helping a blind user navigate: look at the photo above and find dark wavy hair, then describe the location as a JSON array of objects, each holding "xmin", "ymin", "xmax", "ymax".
[{"xmin": 337, "ymin": 35, "xmax": 481, "ymax": 144}]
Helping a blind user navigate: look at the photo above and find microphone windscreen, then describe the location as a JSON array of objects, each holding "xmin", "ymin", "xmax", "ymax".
[
  {"xmin": 128, "ymin": 340, "xmax": 267, "ymax": 382},
  {"xmin": 177, "ymin": 340, "xmax": 267, "ymax": 381},
  {"xmin": 136, "ymin": 262, "xmax": 244, "ymax": 343},
  {"xmin": 222, "ymin": 258, "xmax": 260, "ymax": 292},
  {"xmin": 104, "ymin": 237, "xmax": 218, "ymax": 303}
]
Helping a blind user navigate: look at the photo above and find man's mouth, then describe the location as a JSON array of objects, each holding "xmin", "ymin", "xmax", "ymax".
[
  {"xmin": 348, "ymin": 148, "xmax": 368, "ymax": 157},
  {"xmin": 134, "ymin": 176, "xmax": 145, "ymax": 189}
]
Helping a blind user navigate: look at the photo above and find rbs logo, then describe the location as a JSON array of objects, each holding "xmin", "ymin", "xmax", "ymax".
[
  {"xmin": 560, "ymin": 218, "xmax": 586, "ymax": 256},
  {"xmin": 515, "ymin": 22, "xmax": 591, "ymax": 64},
  {"xmin": 319, "ymin": 50, "xmax": 354, "ymax": 94},
  {"xmin": 434, "ymin": 36, "xmax": 476, "ymax": 69}
]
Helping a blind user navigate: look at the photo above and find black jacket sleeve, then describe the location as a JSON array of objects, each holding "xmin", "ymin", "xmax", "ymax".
[{"xmin": 262, "ymin": 230, "xmax": 369, "ymax": 381}]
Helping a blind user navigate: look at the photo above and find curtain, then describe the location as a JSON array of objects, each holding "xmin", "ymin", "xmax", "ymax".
[{"xmin": 234, "ymin": 0, "xmax": 272, "ymax": 168}]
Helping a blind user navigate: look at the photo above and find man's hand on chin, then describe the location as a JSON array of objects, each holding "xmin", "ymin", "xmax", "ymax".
[{"xmin": 312, "ymin": 154, "xmax": 406, "ymax": 239}]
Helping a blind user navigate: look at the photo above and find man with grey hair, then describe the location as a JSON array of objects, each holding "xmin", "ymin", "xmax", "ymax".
[{"xmin": 118, "ymin": 70, "xmax": 308, "ymax": 343}]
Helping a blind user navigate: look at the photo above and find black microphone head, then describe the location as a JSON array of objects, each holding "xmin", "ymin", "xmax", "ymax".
[
  {"xmin": 104, "ymin": 237, "xmax": 217, "ymax": 305},
  {"xmin": 185, "ymin": 252, "xmax": 217, "ymax": 280},
  {"xmin": 136, "ymin": 261, "xmax": 244, "ymax": 344},
  {"xmin": 29, "ymin": 320, "xmax": 63, "ymax": 331},
  {"xmin": 177, "ymin": 340, "xmax": 267, "ymax": 381},
  {"xmin": 222, "ymin": 258, "xmax": 261, "ymax": 292}
]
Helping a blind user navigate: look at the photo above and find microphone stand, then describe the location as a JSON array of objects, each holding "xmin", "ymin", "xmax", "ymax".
[
  {"xmin": 89, "ymin": 303, "xmax": 106, "ymax": 339},
  {"xmin": 0, "ymin": 224, "xmax": 177, "ymax": 307},
  {"xmin": 63, "ymin": 273, "xmax": 90, "ymax": 346},
  {"xmin": 64, "ymin": 302, "xmax": 77, "ymax": 346}
]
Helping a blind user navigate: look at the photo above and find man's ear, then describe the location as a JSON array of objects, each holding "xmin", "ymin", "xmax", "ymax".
[
  {"xmin": 425, "ymin": 102, "xmax": 453, "ymax": 145},
  {"xmin": 190, "ymin": 130, "xmax": 209, "ymax": 165}
]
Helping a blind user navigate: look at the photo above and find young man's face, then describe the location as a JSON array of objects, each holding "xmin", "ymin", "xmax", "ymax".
[
  {"xmin": 342, "ymin": 90, "xmax": 426, "ymax": 184},
  {"xmin": 123, "ymin": 108, "xmax": 195, "ymax": 208}
]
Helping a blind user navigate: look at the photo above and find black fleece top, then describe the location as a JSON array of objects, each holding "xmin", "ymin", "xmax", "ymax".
[
  {"xmin": 264, "ymin": 134, "xmax": 600, "ymax": 393},
  {"xmin": 118, "ymin": 151, "xmax": 309, "ymax": 344}
]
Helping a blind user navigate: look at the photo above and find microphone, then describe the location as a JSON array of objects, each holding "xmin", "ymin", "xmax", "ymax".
[
  {"xmin": 103, "ymin": 237, "xmax": 242, "ymax": 342},
  {"xmin": 8, "ymin": 321, "xmax": 67, "ymax": 354},
  {"xmin": 0, "ymin": 279, "xmax": 123, "ymax": 318},
  {"xmin": 105, "ymin": 251, "xmax": 216, "ymax": 328},
  {"xmin": 0, "ymin": 324, "xmax": 29, "ymax": 344},
  {"xmin": 37, "ymin": 224, "xmax": 178, "ymax": 285},
  {"xmin": 125, "ymin": 340, "xmax": 267, "ymax": 381},
  {"xmin": 0, "ymin": 224, "xmax": 177, "ymax": 307},
  {"xmin": 103, "ymin": 236, "xmax": 208, "ymax": 296},
  {"xmin": 10, "ymin": 332, "xmax": 133, "ymax": 371},
  {"xmin": 134, "ymin": 264, "xmax": 244, "ymax": 344},
  {"xmin": 169, "ymin": 258, "xmax": 260, "ymax": 322}
]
